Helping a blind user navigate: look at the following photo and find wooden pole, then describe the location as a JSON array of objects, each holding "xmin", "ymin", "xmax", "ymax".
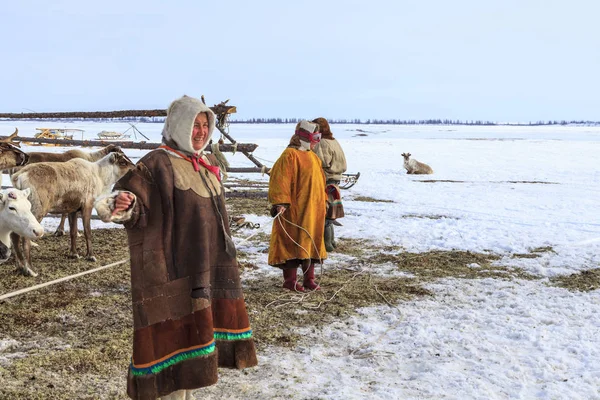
[
  {"xmin": 215, "ymin": 125, "xmax": 268, "ymax": 173},
  {"xmin": 226, "ymin": 167, "xmax": 268, "ymax": 173},
  {"xmin": 0, "ymin": 104, "xmax": 236, "ymax": 120},
  {"xmin": 0, "ymin": 135, "xmax": 258, "ymax": 152}
]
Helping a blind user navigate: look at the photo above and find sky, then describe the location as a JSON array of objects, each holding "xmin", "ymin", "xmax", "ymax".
[
  {"xmin": 1, "ymin": 121, "xmax": 599, "ymax": 398},
  {"xmin": 2, "ymin": 0, "xmax": 600, "ymax": 122}
]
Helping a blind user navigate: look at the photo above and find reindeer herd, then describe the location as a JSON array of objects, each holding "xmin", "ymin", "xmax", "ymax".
[
  {"xmin": 0, "ymin": 126, "xmax": 436, "ymax": 278},
  {"xmin": 0, "ymin": 129, "xmax": 134, "ymax": 276}
]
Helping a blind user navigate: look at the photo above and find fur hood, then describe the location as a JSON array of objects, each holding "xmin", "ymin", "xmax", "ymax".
[
  {"xmin": 287, "ymin": 120, "xmax": 318, "ymax": 150},
  {"xmin": 312, "ymin": 117, "xmax": 333, "ymax": 140},
  {"xmin": 161, "ymin": 95, "xmax": 215, "ymax": 155}
]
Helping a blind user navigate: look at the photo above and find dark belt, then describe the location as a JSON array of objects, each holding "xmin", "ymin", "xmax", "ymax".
[{"xmin": 327, "ymin": 180, "xmax": 340, "ymax": 185}]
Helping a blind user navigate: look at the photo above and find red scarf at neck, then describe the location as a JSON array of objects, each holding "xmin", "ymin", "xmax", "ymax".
[{"xmin": 159, "ymin": 145, "xmax": 221, "ymax": 181}]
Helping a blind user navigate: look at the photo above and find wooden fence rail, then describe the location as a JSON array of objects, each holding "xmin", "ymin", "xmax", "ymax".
[
  {"xmin": 0, "ymin": 104, "xmax": 235, "ymax": 120},
  {"xmin": 0, "ymin": 135, "xmax": 257, "ymax": 153}
]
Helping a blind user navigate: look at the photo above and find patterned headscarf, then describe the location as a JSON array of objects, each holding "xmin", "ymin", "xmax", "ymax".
[{"xmin": 288, "ymin": 120, "xmax": 319, "ymax": 149}]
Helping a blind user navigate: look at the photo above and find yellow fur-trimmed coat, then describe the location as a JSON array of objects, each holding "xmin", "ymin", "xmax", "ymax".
[{"xmin": 268, "ymin": 148, "xmax": 327, "ymax": 265}]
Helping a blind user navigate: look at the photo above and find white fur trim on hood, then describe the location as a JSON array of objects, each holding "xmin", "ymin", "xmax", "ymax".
[
  {"xmin": 161, "ymin": 95, "xmax": 216, "ymax": 155},
  {"xmin": 299, "ymin": 120, "xmax": 318, "ymax": 133}
]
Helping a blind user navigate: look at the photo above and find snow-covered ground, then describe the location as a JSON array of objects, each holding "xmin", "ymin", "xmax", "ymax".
[{"xmin": 1, "ymin": 121, "xmax": 599, "ymax": 399}]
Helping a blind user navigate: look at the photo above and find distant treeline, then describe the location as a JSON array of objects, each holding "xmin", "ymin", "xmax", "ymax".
[
  {"xmin": 2, "ymin": 116, "xmax": 599, "ymax": 126},
  {"xmin": 229, "ymin": 118, "xmax": 600, "ymax": 126}
]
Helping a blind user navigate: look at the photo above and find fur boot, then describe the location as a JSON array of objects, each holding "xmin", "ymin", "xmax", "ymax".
[
  {"xmin": 282, "ymin": 268, "xmax": 304, "ymax": 292},
  {"xmin": 324, "ymin": 220, "xmax": 335, "ymax": 252},
  {"xmin": 331, "ymin": 223, "xmax": 337, "ymax": 249},
  {"xmin": 302, "ymin": 263, "xmax": 321, "ymax": 291}
]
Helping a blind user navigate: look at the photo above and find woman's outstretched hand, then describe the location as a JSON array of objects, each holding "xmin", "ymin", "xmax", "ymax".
[{"xmin": 112, "ymin": 192, "xmax": 135, "ymax": 215}]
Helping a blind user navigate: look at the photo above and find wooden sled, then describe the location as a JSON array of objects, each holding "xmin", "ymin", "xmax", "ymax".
[{"xmin": 340, "ymin": 172, "xmax": 360, "ymax": 190}]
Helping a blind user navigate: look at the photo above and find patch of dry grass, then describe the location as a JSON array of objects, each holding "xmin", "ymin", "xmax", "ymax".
[
  {"xmin": 0, "ymin": 229, "xmax": 132, "ymax": 399},
  {"xmin": 512, "ymin": 246, "xmax": 556, "ymax": 259},
  {"xmin": 416, "ymin": 180, "xmax": 466, "ymax": 183},
  {"xmin": 505, "ymin": 181, "xmax": 558, "ymax": 185},
  {"xmin": 532, "ymin": 246, "xmax": 555, "ymax": 254},
  {"xmin": 462, "ymin": 138, "xmax": 524, "ymax": 141},
  {"xmin": 549, "ymin": 269, "xmax": 600, "ymax": 292},
  {"xmin": 416, "ymin": 180, "xmax": 558, "ymax": 185},
  {"xmin": 401, "ymin": 213, "xmax": 458, "ymax": 220},
  {"xmin": 225, "ymin": 195, "xmax": 270, "ymax": 216},
  {"xmin": 511, "ymin": 253, "xmax": 542, "ymax": 259},
  {"xmin": 244, "ymin": 268, "xmax": 431, "ymax": 349},
  {"xmin": 352, "ymin": 196, "xmax": 394, "ymax": 203},
  {"xmin": 332, "ymin": 238, "xmax": 374, "ymax": 258},
  {"xmin": 365, "ymin": 250, "xmax": 537, "ymax": 281}
]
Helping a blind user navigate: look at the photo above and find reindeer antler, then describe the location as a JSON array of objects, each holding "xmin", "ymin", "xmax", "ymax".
[{"xmin": 0, "ymin": 128, "xmax": 21, "ymax": 147}]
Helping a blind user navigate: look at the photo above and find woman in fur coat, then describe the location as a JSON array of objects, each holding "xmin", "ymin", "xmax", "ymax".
[
  {"xmin": 268, "ymin": 120, "xmax": 327, "ymax": 292},
  {"xmin": 312, "ymin": 117, "xmax": 347, "ymax": 252},
  {"xmin": 95, "ymin": 95, "xmax": 257, "ymax": 400}
]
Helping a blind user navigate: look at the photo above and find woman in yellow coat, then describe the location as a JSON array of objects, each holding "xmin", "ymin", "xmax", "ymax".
[{"xmin": 268, "ymin": 120, "xmax": 327, "ymax": 292}]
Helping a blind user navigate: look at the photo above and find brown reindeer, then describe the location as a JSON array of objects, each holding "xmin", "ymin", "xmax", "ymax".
[
  {"xmin": 0, "ymin": 129, "xmax": 29, "ymax": 169},
  {"xmin": 5, "ymin": 143, "xmax": 124, "ymax": 236},
  {"xmin": 10, "ymin": 152, "xmax": 135, "ymax": 276},
  {"xmin": 24, "ymin": 143, "xmax": 122, "ymax": 164},
  {"xmin": 401, "ymin": 152, "xmax": 434, "ymax": 175}
]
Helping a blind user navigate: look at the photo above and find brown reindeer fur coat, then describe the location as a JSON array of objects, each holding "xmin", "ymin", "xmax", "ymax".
[{"xmin": 109, "ymin": 96, "xmax": 257, "ymax": 399}]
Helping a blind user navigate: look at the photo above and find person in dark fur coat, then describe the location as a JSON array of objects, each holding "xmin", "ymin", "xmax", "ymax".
[
  {"xmin": 312, "ymin": 117, "xmax": 347, "ymax": 252},
  {"xmin": 95, "ymin": 95, "xmax": 257, "ymax": 400}
]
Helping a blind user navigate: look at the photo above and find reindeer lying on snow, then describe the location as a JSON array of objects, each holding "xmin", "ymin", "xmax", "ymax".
[
  {"xmin": 10, "ymin": 152, "xmax": 134, "ymax": 276},
  {"xmin": 0, "ymin": 188, "xmax": 44, "ymax": 263},
  {"xmin": 401, "ymin": 152, "xmax": 434, "ymax": 175}
]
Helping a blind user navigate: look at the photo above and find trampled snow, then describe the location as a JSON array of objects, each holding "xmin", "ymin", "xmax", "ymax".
[{"xmin": 1, "ymin": 121, "xmax": 599, "ymax": 399}]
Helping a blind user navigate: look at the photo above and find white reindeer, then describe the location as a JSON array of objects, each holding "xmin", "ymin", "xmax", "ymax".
[
  {"xmin": 0, "ymin": 188, "xmax": 44, "ymax": 265},
  {"xmin": 401, "ymin": 152, "xmax": 433, "ymax": 175},
  {"xmin": 10, "ymin": 152, "xmax": 134, "ymax": 276}
]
